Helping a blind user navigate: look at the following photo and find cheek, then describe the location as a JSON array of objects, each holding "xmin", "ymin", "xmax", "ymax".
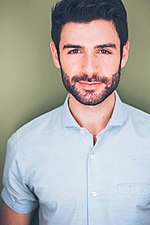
[
  {"xmin": 61, "ymin": 59, "xmax": 81, "ymax": 76},
  {"xmin": 60, "ymin": 54, "xmax": 121, "ymax": 77},
  {"xmin": 102, "ymin": 57, "xmax": 121, "ymax": 75}
]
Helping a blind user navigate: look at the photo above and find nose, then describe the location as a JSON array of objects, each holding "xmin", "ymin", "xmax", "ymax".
[{"xmin": 81, "ymin": 53, "xmax": 98, "ymax": 76}]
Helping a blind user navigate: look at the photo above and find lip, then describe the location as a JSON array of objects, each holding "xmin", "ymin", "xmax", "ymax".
[{"xmin": 78, "ymin": 81, "xmax": 101, "ymax": 90}]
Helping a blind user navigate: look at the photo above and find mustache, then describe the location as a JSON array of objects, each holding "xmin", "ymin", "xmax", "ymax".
[{"xmin": 71, "ymin": 74, "xmax": 109, "ymax": 84}]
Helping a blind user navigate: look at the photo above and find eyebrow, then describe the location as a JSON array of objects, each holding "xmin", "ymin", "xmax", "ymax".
[
  {"xmin": 63, "ymin": 43, "xmax": 117, "ymax": 50},
  {"xmin": 63, "ymin": 44, "xmax": 83, "ymax": 49},
  {"xmin": 95, "ymin": 44, "xmax": 117, "ymax": 49}
]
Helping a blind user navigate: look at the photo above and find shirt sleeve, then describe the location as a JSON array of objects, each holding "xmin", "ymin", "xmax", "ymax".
[{"xmin": 1, "ymin": 133, "xmax": 38, "ymax": 214}]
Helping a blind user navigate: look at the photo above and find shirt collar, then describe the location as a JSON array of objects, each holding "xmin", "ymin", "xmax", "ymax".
[
  {"xmin": 107, "ymin": 91, "xmax": 127, "ymax": 128},
  {"xmin": 62, "ymin": 96, "xmax": 80, "ymax": 128},
  {"xmin": 62, "ymin": 91, "xmax": 127, "ymax": 129}
]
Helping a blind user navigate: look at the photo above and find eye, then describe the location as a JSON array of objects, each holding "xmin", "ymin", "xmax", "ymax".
[
  {"xmin": 68, "ymin": 49, "xmax": 81, "ymax": 54},
  {"xmin": 99, "ymin": 49, "xmax": 111, "ymax": 54}
]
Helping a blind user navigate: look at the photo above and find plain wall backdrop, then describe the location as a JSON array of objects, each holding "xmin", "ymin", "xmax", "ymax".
[{"xmin": 0, "ymin": 0, "xmax": 150, "ymax": 202}]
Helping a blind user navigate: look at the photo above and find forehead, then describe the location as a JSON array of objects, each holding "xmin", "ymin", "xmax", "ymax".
[{"xmin": 60, "ymin": 20, "xmax": 120, "ymax": 47}]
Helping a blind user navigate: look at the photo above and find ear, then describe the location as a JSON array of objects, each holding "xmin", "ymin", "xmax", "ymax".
[
  {"xmin": 121, "ymin": 41, "xmax": 130, "ymax": 69},
  {"xmin": 50, "ymin": 42, "xmax": 60, "ymax": 69}
]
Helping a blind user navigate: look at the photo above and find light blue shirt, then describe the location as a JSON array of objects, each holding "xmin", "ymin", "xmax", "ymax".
[{"xmin": 1, "ymin": 92, "xmax": 150, "ymax": 225}]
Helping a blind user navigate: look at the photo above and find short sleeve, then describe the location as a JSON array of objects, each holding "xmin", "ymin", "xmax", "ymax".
[{"xmin": 1, "ymin": 133, "xmax": 38, "ymax": 214}]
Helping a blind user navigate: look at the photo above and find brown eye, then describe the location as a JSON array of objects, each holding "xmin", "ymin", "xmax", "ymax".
[
  {"xmin": 68, "ymin": 49, "xmax": 81, "ymax": 54},
  {"xmin": 100, "ymin": 49, "xmax": 111, "ymax": 54}
]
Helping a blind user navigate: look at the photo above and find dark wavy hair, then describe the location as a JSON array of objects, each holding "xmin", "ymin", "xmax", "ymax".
[{"xmin": 51, "ymin": 0, "xmax": 128, "ymax": 55}]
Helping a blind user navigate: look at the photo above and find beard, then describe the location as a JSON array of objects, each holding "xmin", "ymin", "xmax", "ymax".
[{"xmin": 60, "ymin": 64, "xmax": 121, "ymax": 106}]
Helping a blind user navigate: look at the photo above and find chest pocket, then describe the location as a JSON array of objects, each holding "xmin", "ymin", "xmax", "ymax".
[
  {"xmin": 117, "ymin": 183, "xmax": 150, "ymax": 210},
  {"xmin": 117, "ymin": 183, "xmax": 150, "ymax": 195}
]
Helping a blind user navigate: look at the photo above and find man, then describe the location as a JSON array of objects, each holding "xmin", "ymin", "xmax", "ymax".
[{"xmin": 1, "ymin": 0, "xmax": 150, "ymax": 224}]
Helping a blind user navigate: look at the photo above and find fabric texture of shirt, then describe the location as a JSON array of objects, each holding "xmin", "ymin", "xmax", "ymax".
[{"xmin": 1, "ymin": 92, "xmax": 150, "ymax": 225}]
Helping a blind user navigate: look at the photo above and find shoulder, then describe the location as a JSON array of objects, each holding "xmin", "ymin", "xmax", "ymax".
[
  {"xmin": 123, "ymin": 103, "xmax": 150, "ymax": 136},
  {"xmin": 124, "ymin": 103, "xmax": 150, "ymax": 121},
  {"xmin": 9, "ymin": 104, "xmax": 65, "ymax": 146}
]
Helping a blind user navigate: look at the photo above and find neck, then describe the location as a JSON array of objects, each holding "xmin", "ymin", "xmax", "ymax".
[{"xmin": 68, "ymin": 92, "xmax": 116, "ymax": 143}]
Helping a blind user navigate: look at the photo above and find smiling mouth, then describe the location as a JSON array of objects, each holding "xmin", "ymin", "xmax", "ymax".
[{"xmin": 78, "ymin": 81, "xmax": 102, "ymax": 90}]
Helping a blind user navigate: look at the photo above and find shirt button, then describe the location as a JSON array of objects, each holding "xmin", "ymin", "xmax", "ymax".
[
  {"xmin": 92, "ymin": 192, "xmax": 98, "ymax": 198},
  {"xmin": 90, "ymin": 154, "xmax": 96, "ymax": 160}
]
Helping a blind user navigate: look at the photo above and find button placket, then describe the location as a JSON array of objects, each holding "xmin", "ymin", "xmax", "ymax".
[
  {"xmin": 92, "ymin": 191, "xmax": 98, "ymax": 198},
  {"xmin": 90, "ymin": 153, "xmax": 96, "ymax": 160},
  {"xmin": 87, "ymin": 145, "xmax": 101, "ymax": 224}
]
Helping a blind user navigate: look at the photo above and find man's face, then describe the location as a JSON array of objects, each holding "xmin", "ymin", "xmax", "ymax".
[{"xmin": 51, "ymin": 20, "xmax": 129, "ymax": 106}]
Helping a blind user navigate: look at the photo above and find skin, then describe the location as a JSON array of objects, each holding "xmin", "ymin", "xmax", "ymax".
[
  {"xmin": 0, "ymin": 201, "xmax": 33, "ymax": 225},
  {"xmin": 1, "ymin": 19, "xmax": 129, "ymax": 224},
  {"xmin": 50, "ymin": 20, "xmax": 129, "ymax": 142}
]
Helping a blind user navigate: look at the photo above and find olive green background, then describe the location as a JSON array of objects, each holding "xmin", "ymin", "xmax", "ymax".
[{"xmin": 0, "ymin": 0, "xmax": 150, "ymax": 210}]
